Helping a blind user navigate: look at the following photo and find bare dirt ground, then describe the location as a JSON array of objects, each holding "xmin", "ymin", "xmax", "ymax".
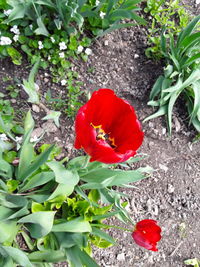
[{"xmin": 0, "ymin": 1, "xmax": 200, "ymax": 266}]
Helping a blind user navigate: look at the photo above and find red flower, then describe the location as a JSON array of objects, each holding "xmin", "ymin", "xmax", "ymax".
[
  {"xmin": 74, "ymin": 89, "xmax": 144, "ymax": 164},
  {"xmin": 132, "ymin": 219, "xmax": 162, "ymax": 251}
]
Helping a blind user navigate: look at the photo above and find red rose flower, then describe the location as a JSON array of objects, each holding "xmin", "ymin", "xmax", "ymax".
[
  {"xmin": 74, "ymin": 89, "xmax": 144, "ymax": 164},
  {"xmin": 132, "ymin": 219, "xmax": 162, "ymax": 251}
]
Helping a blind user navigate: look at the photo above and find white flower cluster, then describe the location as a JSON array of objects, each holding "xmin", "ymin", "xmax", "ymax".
[
  {"xmin": 59, "ymin": 41, "xmax": 67, "ymax": 50},
  {"xmin": 77, "ymin": 45, "xmax": 92, "ymax": 56},
  {"xmin": 3, "ymin": 9, "xmax": 12, "ymax": 16},
  {"xmin": 0, "ymin": 133, "xmax": 8, "ymax": 141},
  {"xmin": 100, "ymin": 11, "xmax": 106, "ymax": 19},
  {"xmin": 0, "ymin": 36, "xmax": 12, "ymax": 45},
  {"xmin": 61, "ymin": 79, "xmax": 67, "ymax": 86},
  {"xmin": 38, "ymin": 41, "xmax": 44, "ymax": 49},
  {"xmin": 59, "ymin": 52, "xmax": 65, "ymax": 58},
  {"xmin": 50, "ymin": 37, "xmax": 55, "ymax": 43},
  {"xmin": 10, "ymin": 25, "xmax": 20, "ymax": 42}
]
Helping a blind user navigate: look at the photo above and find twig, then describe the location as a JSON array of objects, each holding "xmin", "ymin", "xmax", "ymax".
[{"xmin": 169, "ymin": 241, "xmax": 183, "ymax": 257}]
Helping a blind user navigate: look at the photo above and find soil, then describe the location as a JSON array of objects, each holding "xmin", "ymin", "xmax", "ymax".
[{"xmin": 0, "ymin": 1, "xmax": 200, "ymax": 267}]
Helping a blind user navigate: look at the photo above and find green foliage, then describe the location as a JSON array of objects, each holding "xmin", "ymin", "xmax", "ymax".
[
  {"xmin": 144, "ymin": 0, "xmax": 191, "ymax": 59},
  {"xmin": 184, "ymin": 258, "xmax": 200, "ymax": 267},
  {"xmin": 0, "ymin": 111, "xmax": 150, "ymax": 266},
  {"xmin": 144, "ymin": 15, "xmax": 200, "ymax": 134}
]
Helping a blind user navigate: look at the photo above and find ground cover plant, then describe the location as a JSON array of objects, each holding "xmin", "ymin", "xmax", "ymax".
[
  {"xmin": 0, "ymin": 89, "xmax": 161, "ymax": 266},
  {"xmin": 144, "ymin": 15, "xmax": 200, "ymax": 135}
]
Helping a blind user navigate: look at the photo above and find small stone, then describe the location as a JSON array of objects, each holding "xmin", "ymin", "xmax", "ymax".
[
  {"xmin": 31, "ymin": 127, "xmax": 43, "ymax": 139},
  {"xmin": 162, "ymin": 128, "xmax": 167, "ymax": 135},
  {"xmin": 104, "ymin": 40, "xmax": 109, "ymax": 46},
  {"xmin": 44, "ymin": 78, "xmax": 49, "ymax": 83},
  {"xmin": 32, "ymin": 104, "xmax": 40, "ymax": 113},
  {"xmin": 174, "ymin": 117, "xmax": 181, "ymax": 132},
  {"xmin": 168, "ymin": 184, "xmax": 175, "ymax": 194},
  {"xmin": 134, "ymin": 54, "xmax": 139, "ymax": 59},
  {"xmin": 10, "ymin": 99, "xmax": 16, "ymax": 103},
  {"xmin": 42, "ymin": 121, "xmax": 57, "ymax": 133},
  {"xmin": 159, "ymin": 164, "xmax": 168, "ymax": 172},
  {"xmin": 117, "ymin": 253, "xmax": 125, "ymax": 261}
]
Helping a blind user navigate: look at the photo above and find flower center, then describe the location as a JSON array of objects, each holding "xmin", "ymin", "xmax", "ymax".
[{"xmin": 91, "ymin": 123, "xmax": 116, "ymax": 149}]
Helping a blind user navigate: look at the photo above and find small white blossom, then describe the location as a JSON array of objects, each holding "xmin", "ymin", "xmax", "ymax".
[
  {"xmin": 50, "ymin": 36, "xmax": 55, "ymax": 43},
  {"xmin": 100, "ymin": 11, "xmax": 106, "ymax": 19},
  {"xmin": 77, "ymin": 45, "xmax": 84, "ymax": 53},
  {"xmin": 38, "ymin": 41, "xmax": 43, "ymax": 49},
  {"xmin": 0, "ymin": 133, "xmax": 8, "ymax": 141},
  {"xmin": 59, "ymin": 41, "xmax": 67, "ymax": 50},
  {"xmin": 48, "ymin": 55, "xmax": 51, "ymax": 60},
  {"xmin": 30, "ymin": 136, "xmax": 39, "ymax": 143},
  {"xmin": 13, "ymin": 35, "xmax": 19, "ymax": 42},
  {"xmin": 15, "ymin": 136, "xmax": 23, "ymax": 143},
  {"xmin": 85, "ymin": 48, "xmax": 92, "ymax": 56},
  {"xmin": 0, "ymin": 36, "xmax": 12, "ymax": 45},
  {"xmin": 10, "ymin": 25, "xmax": 20, "ymax": 35},
  {"xmin": 29, "ymin": 24, "xmax": 33, "ymax": 30},
  {"xmin": 61, "ymin": 79, "xmax": 67, "ymax": 86},
  {"xmin": 4, "ymin": 9, "xmax": 12, "ymax": 16},
  {"xmin": 59, "ymin": 52, "xmax": 65, "ymax": 58},
  {"xmin": 96, "ymin": 0, "xmax": 100, "ymax": 5}
]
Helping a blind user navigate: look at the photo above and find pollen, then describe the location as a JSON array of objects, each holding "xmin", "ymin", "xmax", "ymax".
[{"xmin": 90, "ymin": 123, "xmax": 117, "ymax": 149}]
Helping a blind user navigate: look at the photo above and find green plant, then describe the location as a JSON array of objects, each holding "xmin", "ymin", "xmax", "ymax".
[
  {"xmin": 184, "ymin": 258, "xmax": 200, "ymax": 267},
  {"xmin": 0, "ymin": 110, "xmax": 152, "ymax": 266},
  {"xmin": 144, "ymin": 0, "xmax": 191, "ymax": 59},
  {"xmin": 144, "ymin": 15, "xmax": 200, "ymax": 134}
]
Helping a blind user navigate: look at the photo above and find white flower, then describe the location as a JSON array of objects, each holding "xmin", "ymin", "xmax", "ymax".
[
  {"xmin": 77, "ymin": 45, "xmax": 83, "ymax": 53},
  {"xmin": 100, "ymin": 11, "xmax": 106, "ymax": 19},
  {"xmin": 15, "ymin": 136, "xmax": 23, "ymax": 143},
  {"xmin": 48, "ymin": 55, "xmax": 51, "ymax": 60},
  {"xmin": 85, "ymin": 48, "xmax": 92, "ymax": 55},
  {"xmin": 13, "ymin": 35, "xmax": 19, "ymax": 42},
  {"xmin": 59, "ymin": 52, "xmax": 65, "ymax": 58},
  {"xmin": 0, "ymin": 133, "xmax": 8, "ymax": 141},
  {"xmin": 10, "ymin": 25, "xmax": 20, "ymax": 35},
  {"xmin": 96, "ymin": 0, "xmax": 100, "ymax": 5},
  {"xmin": 30, "ymin": 136, "xmax": 39, "ymax": 143},
  {"xmin": 38, "ymin": 41, "xmax": 43, "ymax": 49},
  {"xmin": 50, "ymin": 36, "xmax": 55, "ymax": 43},
  {"xmin": 61, "ymin": 79, "xmax": 67, "ymax": 86},
  {"xmin": 0, "ymin": 36, "xmax": 12, "ymax": 45},
  {"xmin": 29, "ymin": 24, "xmax": 33, "ymax": 30},
  {"xmin": 4, "ymin": 9, "xmax": 12, "ymax": 16},
  {"xmin": 59, "ymin": 41, "xmax": 67, "ymax": 50}
]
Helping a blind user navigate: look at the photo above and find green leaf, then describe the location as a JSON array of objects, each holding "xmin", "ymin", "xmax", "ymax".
[
  {"xmin": 18, "ymin": 144, "xmax": 55, "ymax": 181},
  {"xmin": 3, "ymin": 3, "xmax": 26, "ymax": 23},
  {"xmin": 24, "ymin": 110, "xmax": 35, "ymax": 134},
  {"xmin": 0, "ymin": 220, "xmax": 18, "ymax": 243},
  {"xmin": 0, "ymin": 158, "xmax": 12, "ymax": 179},
  {"xmin": 70, "ymin": 246, "xmax": 100, "ymax": 267},
  {"xmin": 18, "ymin": 211, "xmax": 56, "ymax": 238},
  {"xmin": 42, "ymin": 111, "xmax": 61, "ymax": 127},
  {"xmin": 47, "ymin": 161, "xmax": 79, "ymax": 187},
  {"xmin": 35, "ymin": 17, "xmax": 49, "ymax": 36},
  {"xmin": 92, "ymin": 227, "xmax": 116, "ymax": 245},
  {"xmin": 19, "ymin": 171, "xmax": 55, "ymax": 192},
  {"xmin": 189, "ymin": 81, "xmax": 200, "ymax": 123},
  {"xmin": 149, "ymin": 75, "xmax": 165, "ymax": 100},
  {"xmin": 52, "ymin": 217, "xmax": 92, "ymax": 233},
  {"xmin": 48, "ymin": 183, "xmax": 74, "ymax": 200},
  {"xmin": 0, "ymin": 193, "xmax": 28, "ymax": 208},
  {"xmin": 6, "ymin": 47, "xmax": 22, "ymax": 65},
  {"xmin": 143, "ymin": 105, "xmax": 168, "ymax": 122},
  {"xmin": 2, "ymin": 246, "xmax": 33, "ymax": 267},
  {"xmin": 28, "ymin": 250, "xmax": 66, "ymax": 263}
]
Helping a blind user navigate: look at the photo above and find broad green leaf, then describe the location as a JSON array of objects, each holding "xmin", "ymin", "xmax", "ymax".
[
  {"xmin": 0, "ymin": 158, "xmax": 12, "ymax": 179},
  {"xmin": 0, "ymin": 220, "xmax": 18, "ymax": 243},
  {"xmin": 0, "ymin": 206, "xmax": 13, "ymax": 221},
  {"xmin": 47, "ymin": 161, "xmax": 79, "ymax": 187},
  {"xmin": 35, "ymin": 0, "xmax": 56, "ymax": 9},
  {"xmin": 18, "ymin": 144, "xmax": 55, "ymax": 181},
  {"xmin": 0, "ymin": 192, "xmax": 28, "ymax": 208},
  {"xmin": 6, "ymin": 47, "xmax": 22, "ymax": 65},
  {"xmin": 3, "ymin": 3, "xmax": 26, "ymax": 23},
  {"xmin": 19, "ymin": 171, "xmax": 55, "ymax": 192},
  {"xmin": 2, "ymin": 246, "xmax": 33, "ymax": 267},
  {"xmin": 72, "ymin": 246, "xmax": 100, "ymax": 267},
  {"xmin": 66, "ymin": 246, "xmax": 82, "ymax": 267},
  {"xmin": 183, "ymin": 53, "xmax": 200, "ymax": 68},
  {"xmin": 96, "ymin": 22, "xmax": 136, "ymax": 38},
  {"xmin": 6, "ymin": 206, "xmax": 29, "ymax": 220},
  {"xmin": 52, "ymin": 217, "xmax": 92, "ymax": 233},
  {"xmin": 24, "ymin": 110, "xmax": 35, "ymax": 134},
  {"xmin": 180, "ymin": 32, "xmax": 200, "ymax": 54},
  {"xmin": 22, "ymin": 80, "xmax": 40, "ymax": 104},
  {"xmin": 190, "ymin": 81, "xmax": 200, "ymax": 122},
  {"xmin": 18, "ymin": 211, "xmax": 56, "ymax": 238},
  {"xmin": 48, "ymin": 183, "xmax": 74, "ymax": 200},
  {"xmin": 28, "ymin": 250, "xmax": 66, "ymax": 263}
]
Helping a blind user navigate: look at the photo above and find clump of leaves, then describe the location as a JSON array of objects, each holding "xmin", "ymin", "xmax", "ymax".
[
  {"xmin": 144, "ymin": 0, "xmax": 191, "ymax": 59},
  {"xmin": 0, "ymin": 111, "xmax": 151, "ymax": 266},
  {"xmin": 144, "ymin": 15, "xmax": 200, "ymax": 135}
]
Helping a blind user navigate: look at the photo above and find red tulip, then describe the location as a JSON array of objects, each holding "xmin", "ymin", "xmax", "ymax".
[
  {"xmin": 74, "ymin": 89, "xmax": 144, "ymax": 164},
  {"xmin": 132, "ymin": 219, "xmax": 162, "ymax": 251}
]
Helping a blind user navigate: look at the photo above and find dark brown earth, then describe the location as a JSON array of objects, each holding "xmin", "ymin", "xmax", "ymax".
[{"xmin": 0, "ymin": 1, "xmax": 200, "ymax": 266}]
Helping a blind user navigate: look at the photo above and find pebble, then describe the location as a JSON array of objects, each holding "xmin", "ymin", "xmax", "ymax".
[
  {"xmin": 159, "ymin": 164, "xmax": 168, "ymax": 172},
  {"xmin": 117, "ymin": 253, "xmax": 125, "ymax": 261},
  {"xmin": 168, "ymin": 184, "xmax": 175, "ymax": 194},
  {"xmin": 134, "ymin": 54, "xmax": 139, "ymax": 59},
  {"xmin": 32, "ymin": 104, "xmax": 40, "ymax": 113}
]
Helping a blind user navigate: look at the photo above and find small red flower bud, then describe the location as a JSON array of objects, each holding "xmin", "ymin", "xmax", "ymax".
[{"xmin": 132, "ymin": 219, "xmax": 162, "ymax": 251}]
